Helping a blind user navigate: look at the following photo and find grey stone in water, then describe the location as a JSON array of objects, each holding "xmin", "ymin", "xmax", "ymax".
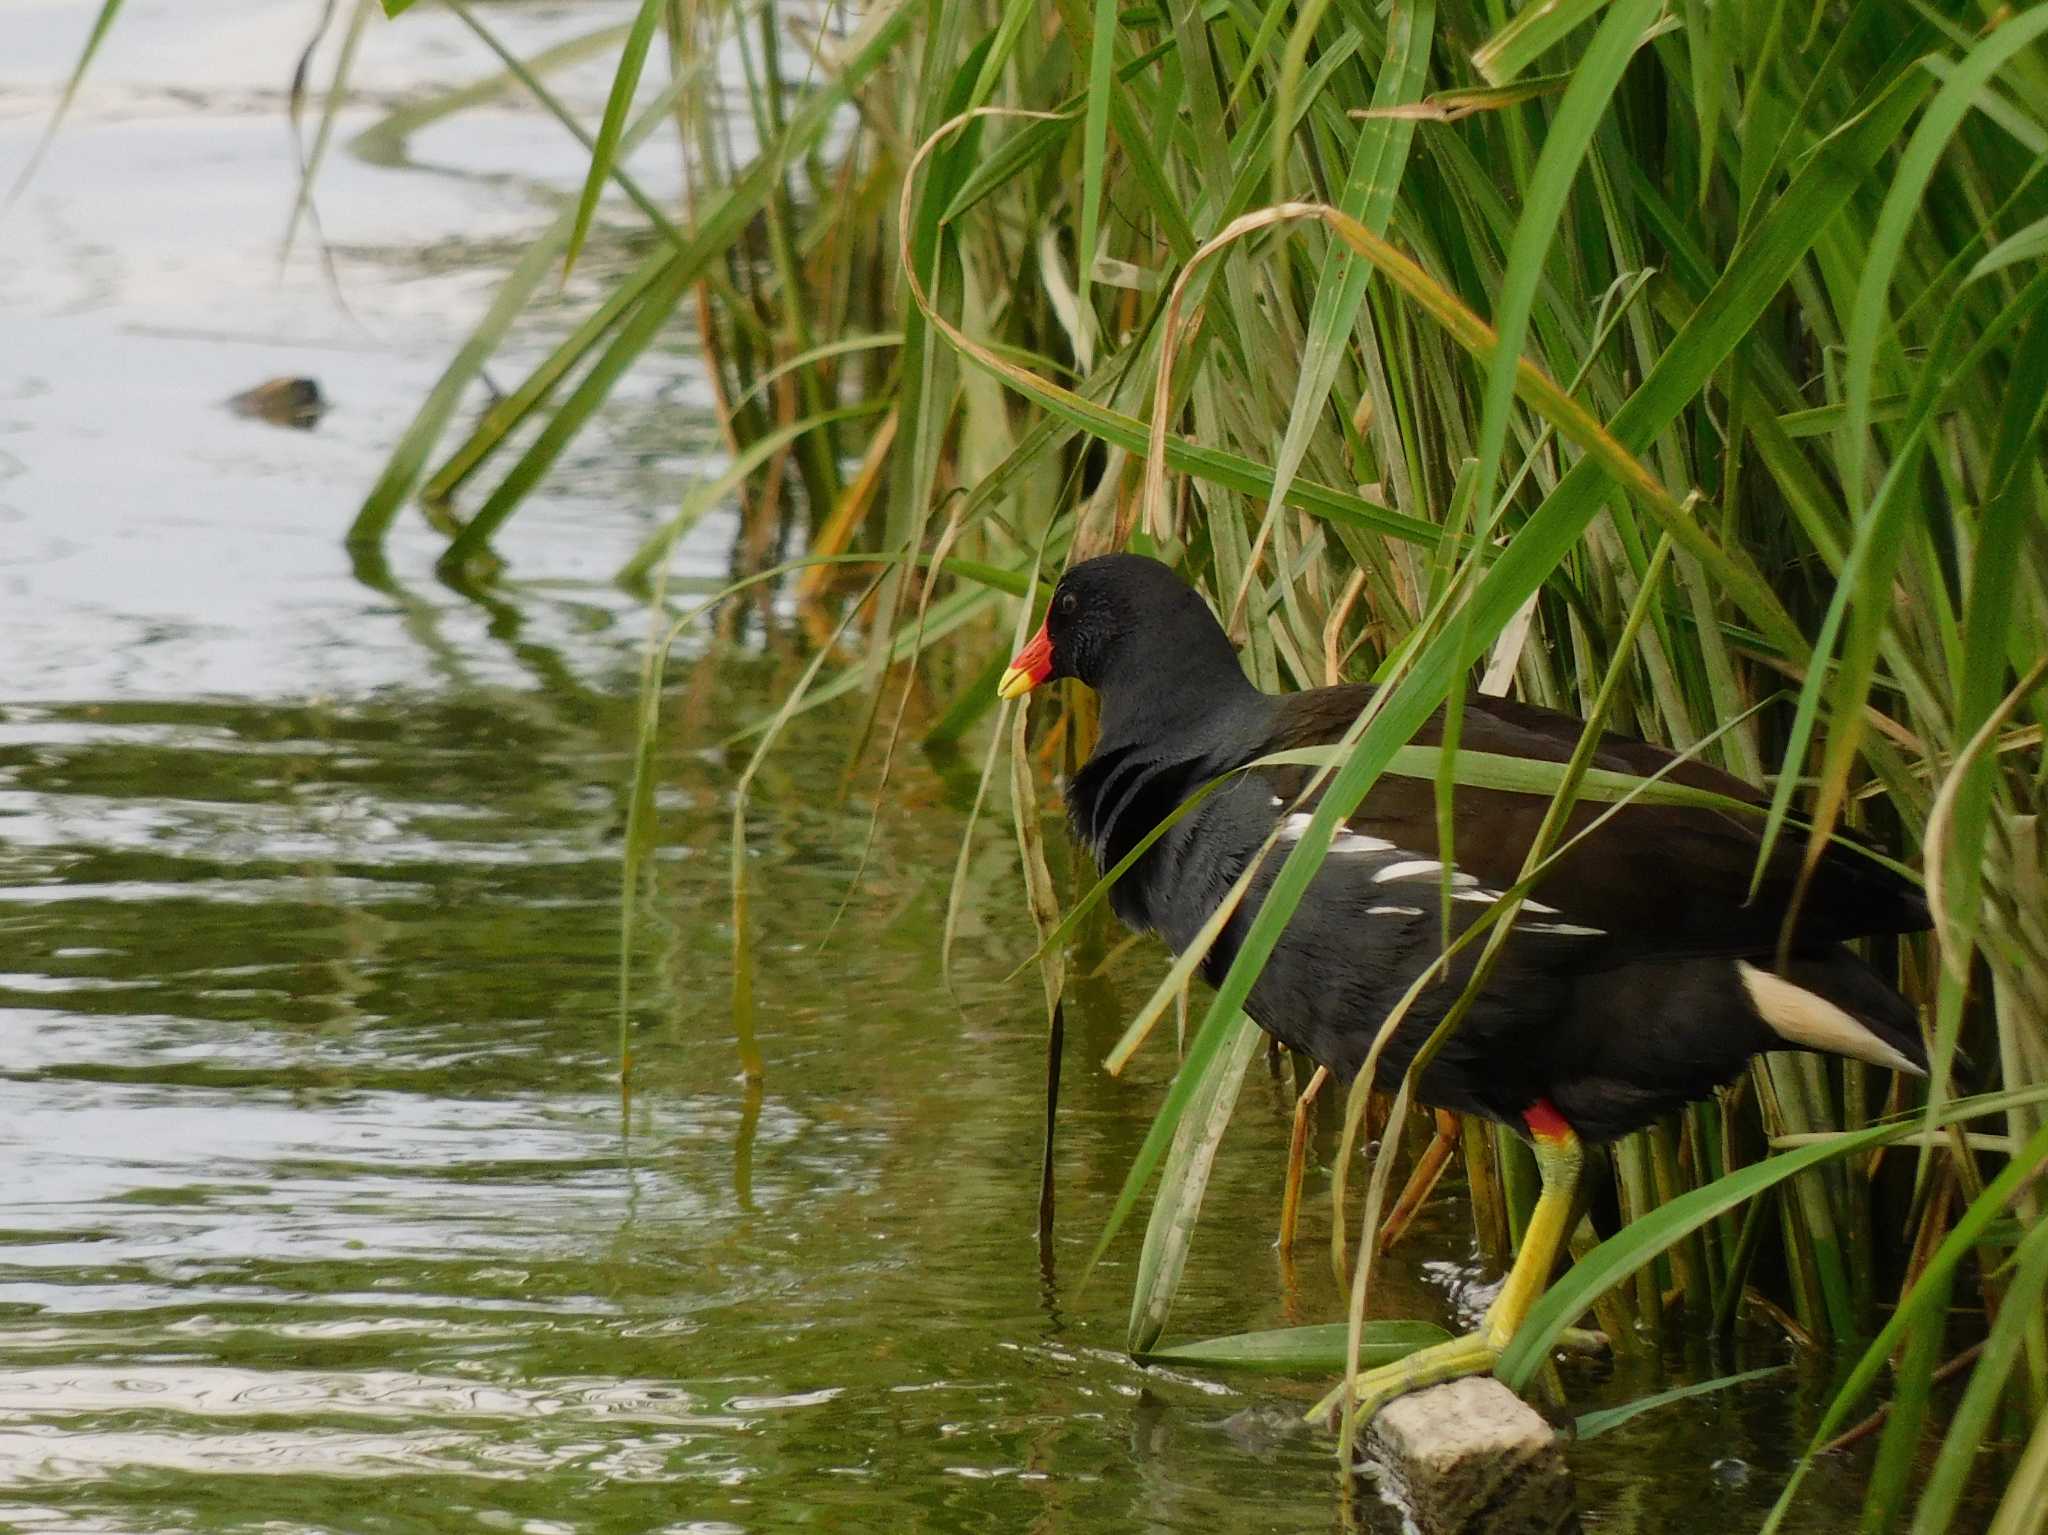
[{"xmin": 1360, "ymin": 1376, "xmax": 1577, "ymax": 1535}]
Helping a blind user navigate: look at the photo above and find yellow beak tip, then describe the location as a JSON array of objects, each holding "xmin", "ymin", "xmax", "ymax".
[{"xmin": 996, "ymin": 667, "xmax": 1036, "ymax": 701}]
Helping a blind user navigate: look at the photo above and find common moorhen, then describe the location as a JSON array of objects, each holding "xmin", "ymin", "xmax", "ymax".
[{"xmin": 998, "ymin": 553, "xmax": 1930, "ymax": 1417}]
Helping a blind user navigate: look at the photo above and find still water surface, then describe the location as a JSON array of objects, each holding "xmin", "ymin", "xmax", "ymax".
[{"xmin": 2, "ymin": 6, "xmax": 1892, "ymax": 1530}]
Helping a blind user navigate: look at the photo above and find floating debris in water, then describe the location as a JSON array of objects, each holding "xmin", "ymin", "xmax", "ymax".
[{"xmin": 226, "ymin": 376, "xmax": 326, "ymax": 429}]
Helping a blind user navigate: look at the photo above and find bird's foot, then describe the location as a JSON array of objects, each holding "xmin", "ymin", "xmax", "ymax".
[
  {"xmin": 1306, "ymin": 1102, "xmax": 1589, "ymax": 1433},
  {"xmin": 1302, "ymin": 1323, "xmax": 1605, "ymax": 1430},
  {"xmin": 1304, "ymin": 1330, "xmax": 1501, "ymax": 1429}
]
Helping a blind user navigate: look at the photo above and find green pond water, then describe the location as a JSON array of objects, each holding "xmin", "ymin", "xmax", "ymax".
[{"xmin": 0, "ymin": 5, "xmax": 1913, "ymax": 1530}]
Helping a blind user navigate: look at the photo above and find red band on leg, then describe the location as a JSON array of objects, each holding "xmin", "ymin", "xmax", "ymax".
[{"xmin": 1523, "ymin": 1098, "xmax": 1573, "ymax": 1144}]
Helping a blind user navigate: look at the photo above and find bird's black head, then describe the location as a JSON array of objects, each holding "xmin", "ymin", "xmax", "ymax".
[{"xmin": 996, "ymin": 554, "xmax": 1248, "ymax": 709}]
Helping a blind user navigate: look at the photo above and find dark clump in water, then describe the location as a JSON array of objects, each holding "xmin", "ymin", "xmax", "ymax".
[{"xmin": 226, "ymin": 377, "xmax": 326, "ymax": 430}]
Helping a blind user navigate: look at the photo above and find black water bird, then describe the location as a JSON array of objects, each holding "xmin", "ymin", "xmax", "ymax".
[{"xmin": 997, "ymin": 553, "xmax": 1931, "ymax": 1416}]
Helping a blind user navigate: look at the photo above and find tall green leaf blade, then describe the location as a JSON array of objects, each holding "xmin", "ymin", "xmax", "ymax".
[
  {"xmin": 1757, "ymin": 1115, "xmax": 2048, "ymax": 1532},
  {"xmin": 350, "ymin": 73, "xmax": 691, "ymax": 546},
  {"xmin": 1248, "ymin": 0, "xmax": 1433, "ymax": 617},
  {"xmin": 440, "ymin": 249, "xmax": 697, "ymax": 573},
  {"xmin": 4, "ymin": 0, "xmax": 128, "ymax": 205},
  {"xmin": 1127, "ymin": 1013, "xmax": 1263, "ymax": 1352},
  {"xmin": 1472, "ymin": 0, "xmax": 1612, "ymax": 85},
  {"xmin": 350, "ymin": 204, "xmax": 576, "ymax": 548},
  {"xmin": 1467, "ymin": 0, "xmax": 1661, "ymax": 529},
  {"xmin": 1840, "ymin": 4, "xmax": 2048, "ymax": 519},
  {"xmin": 1970, "ymin": 210, "xmax": 2048, "ymax": 283},
  {"xmin": 562, "ymin": 0, "xmax": 663, "ymax": 279},
  {"xmin": 1077, "ymin": 0, "xmax": 1118, "ymax": 333},
  {"xmin": 1745, "ymin": 305, "xmax": 1967, "ymax": 903},
  {"xmin": 617, "ymin": 402, "xmax": 890, "ymax": 585},
  {"xmin": 1573, "ymin": 1364, "xmax": 1788, "ymax": 1442},
  {"xmin": 435, "ymin": 0, "xmax": 918, "ymax": 566},
  {"xmin": 421, "ymin": 242, "xmax": 674, "ymax": 505}
]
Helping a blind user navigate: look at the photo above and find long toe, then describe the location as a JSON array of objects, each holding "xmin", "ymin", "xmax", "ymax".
[{"xmin": 1307, "ymin": 1332, "xmax": 1502, "ymax": 1428}]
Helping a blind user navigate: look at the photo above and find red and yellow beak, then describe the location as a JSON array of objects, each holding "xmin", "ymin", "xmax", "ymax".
[{"xmin": 997, "ymin": 620, "xmax": 1054, "ymax": 700}]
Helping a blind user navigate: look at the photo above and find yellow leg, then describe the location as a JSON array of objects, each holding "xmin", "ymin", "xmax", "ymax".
[
  {"xmin": 1482, "ymin": 1126, "xmax": 1581, "ymax": 1348},
  {"xmin": 1309, "ymin": 1103, "xmax": 1584, "ymax": 1425}
]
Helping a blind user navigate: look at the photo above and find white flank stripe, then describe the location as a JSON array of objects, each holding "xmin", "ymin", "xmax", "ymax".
[
  {"xmin": 1374, "ymin": 859, "xmax": 1440, "ymax": 882},
  {"xmin": 1453, "ymin": 889, "xmax": 1502, "ymax": 904},
  {"xmin": 1738, "ymin": 962, "xmax": 1924, "ymax": 1076},
  {"xmin": 1374, "ymin": 859, "xmax": 1478, "ymax": 887},
  {"xmin": 1523, "ymin": 921, "xmax": 1606, "ymax": 937},
  {"xmin": 1332, "ymin": 831, "xmax": 1395, "ymax": 854},
  {"xmin": 1524, "ymin": 898, "xmax": 1561, "ymax": 914},
  {"xmin": 1369, "ymin": 905, "xmax": 1423, "ymax": 917},
  {"xmin": 1278, "ymin": 813, "xmax": 1394, "ymax": 855}
]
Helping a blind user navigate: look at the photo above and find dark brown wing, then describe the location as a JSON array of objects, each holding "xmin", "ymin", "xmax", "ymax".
[{"xmin": 1255, "ymin": 684, "xmax": 1928, "ymax": 961}]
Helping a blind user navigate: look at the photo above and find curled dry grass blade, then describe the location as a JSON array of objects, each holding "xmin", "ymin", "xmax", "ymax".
[
  {"xmin": 1138, "ymin": 198, "xmax": 1803, "ymax": 659},
  {"xmin": 1234, "ymin": 0, "xmax": 1432, "ymax": 638},
  {"xmin": 899, "ymin": 111, "xmax": 1436, "ymax": 552}
]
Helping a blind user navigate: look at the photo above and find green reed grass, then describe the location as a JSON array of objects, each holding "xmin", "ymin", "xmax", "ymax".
[{"xmin": 28, "ymin": 0, "xmax": 2040, "ymax": 1524}]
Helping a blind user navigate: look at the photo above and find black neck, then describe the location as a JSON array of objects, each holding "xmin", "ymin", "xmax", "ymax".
[
  {"xmin": 1070, "ymin": 650, "xmax": 1271, "ymax": 906},
  {"xmin": 1090, "ymin": 634, "xmax": 1265, "ymax": 760}
]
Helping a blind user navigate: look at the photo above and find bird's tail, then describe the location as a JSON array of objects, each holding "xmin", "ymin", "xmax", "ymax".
[{"xmin": 1740, "ymin": 947, "xmax": 1930, "ymax": 1078}]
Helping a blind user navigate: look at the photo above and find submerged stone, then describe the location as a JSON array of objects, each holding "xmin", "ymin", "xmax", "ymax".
[{"xmin": 1360, "ymin": 1376, "xmax": 1577, "ymax": 1535}]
